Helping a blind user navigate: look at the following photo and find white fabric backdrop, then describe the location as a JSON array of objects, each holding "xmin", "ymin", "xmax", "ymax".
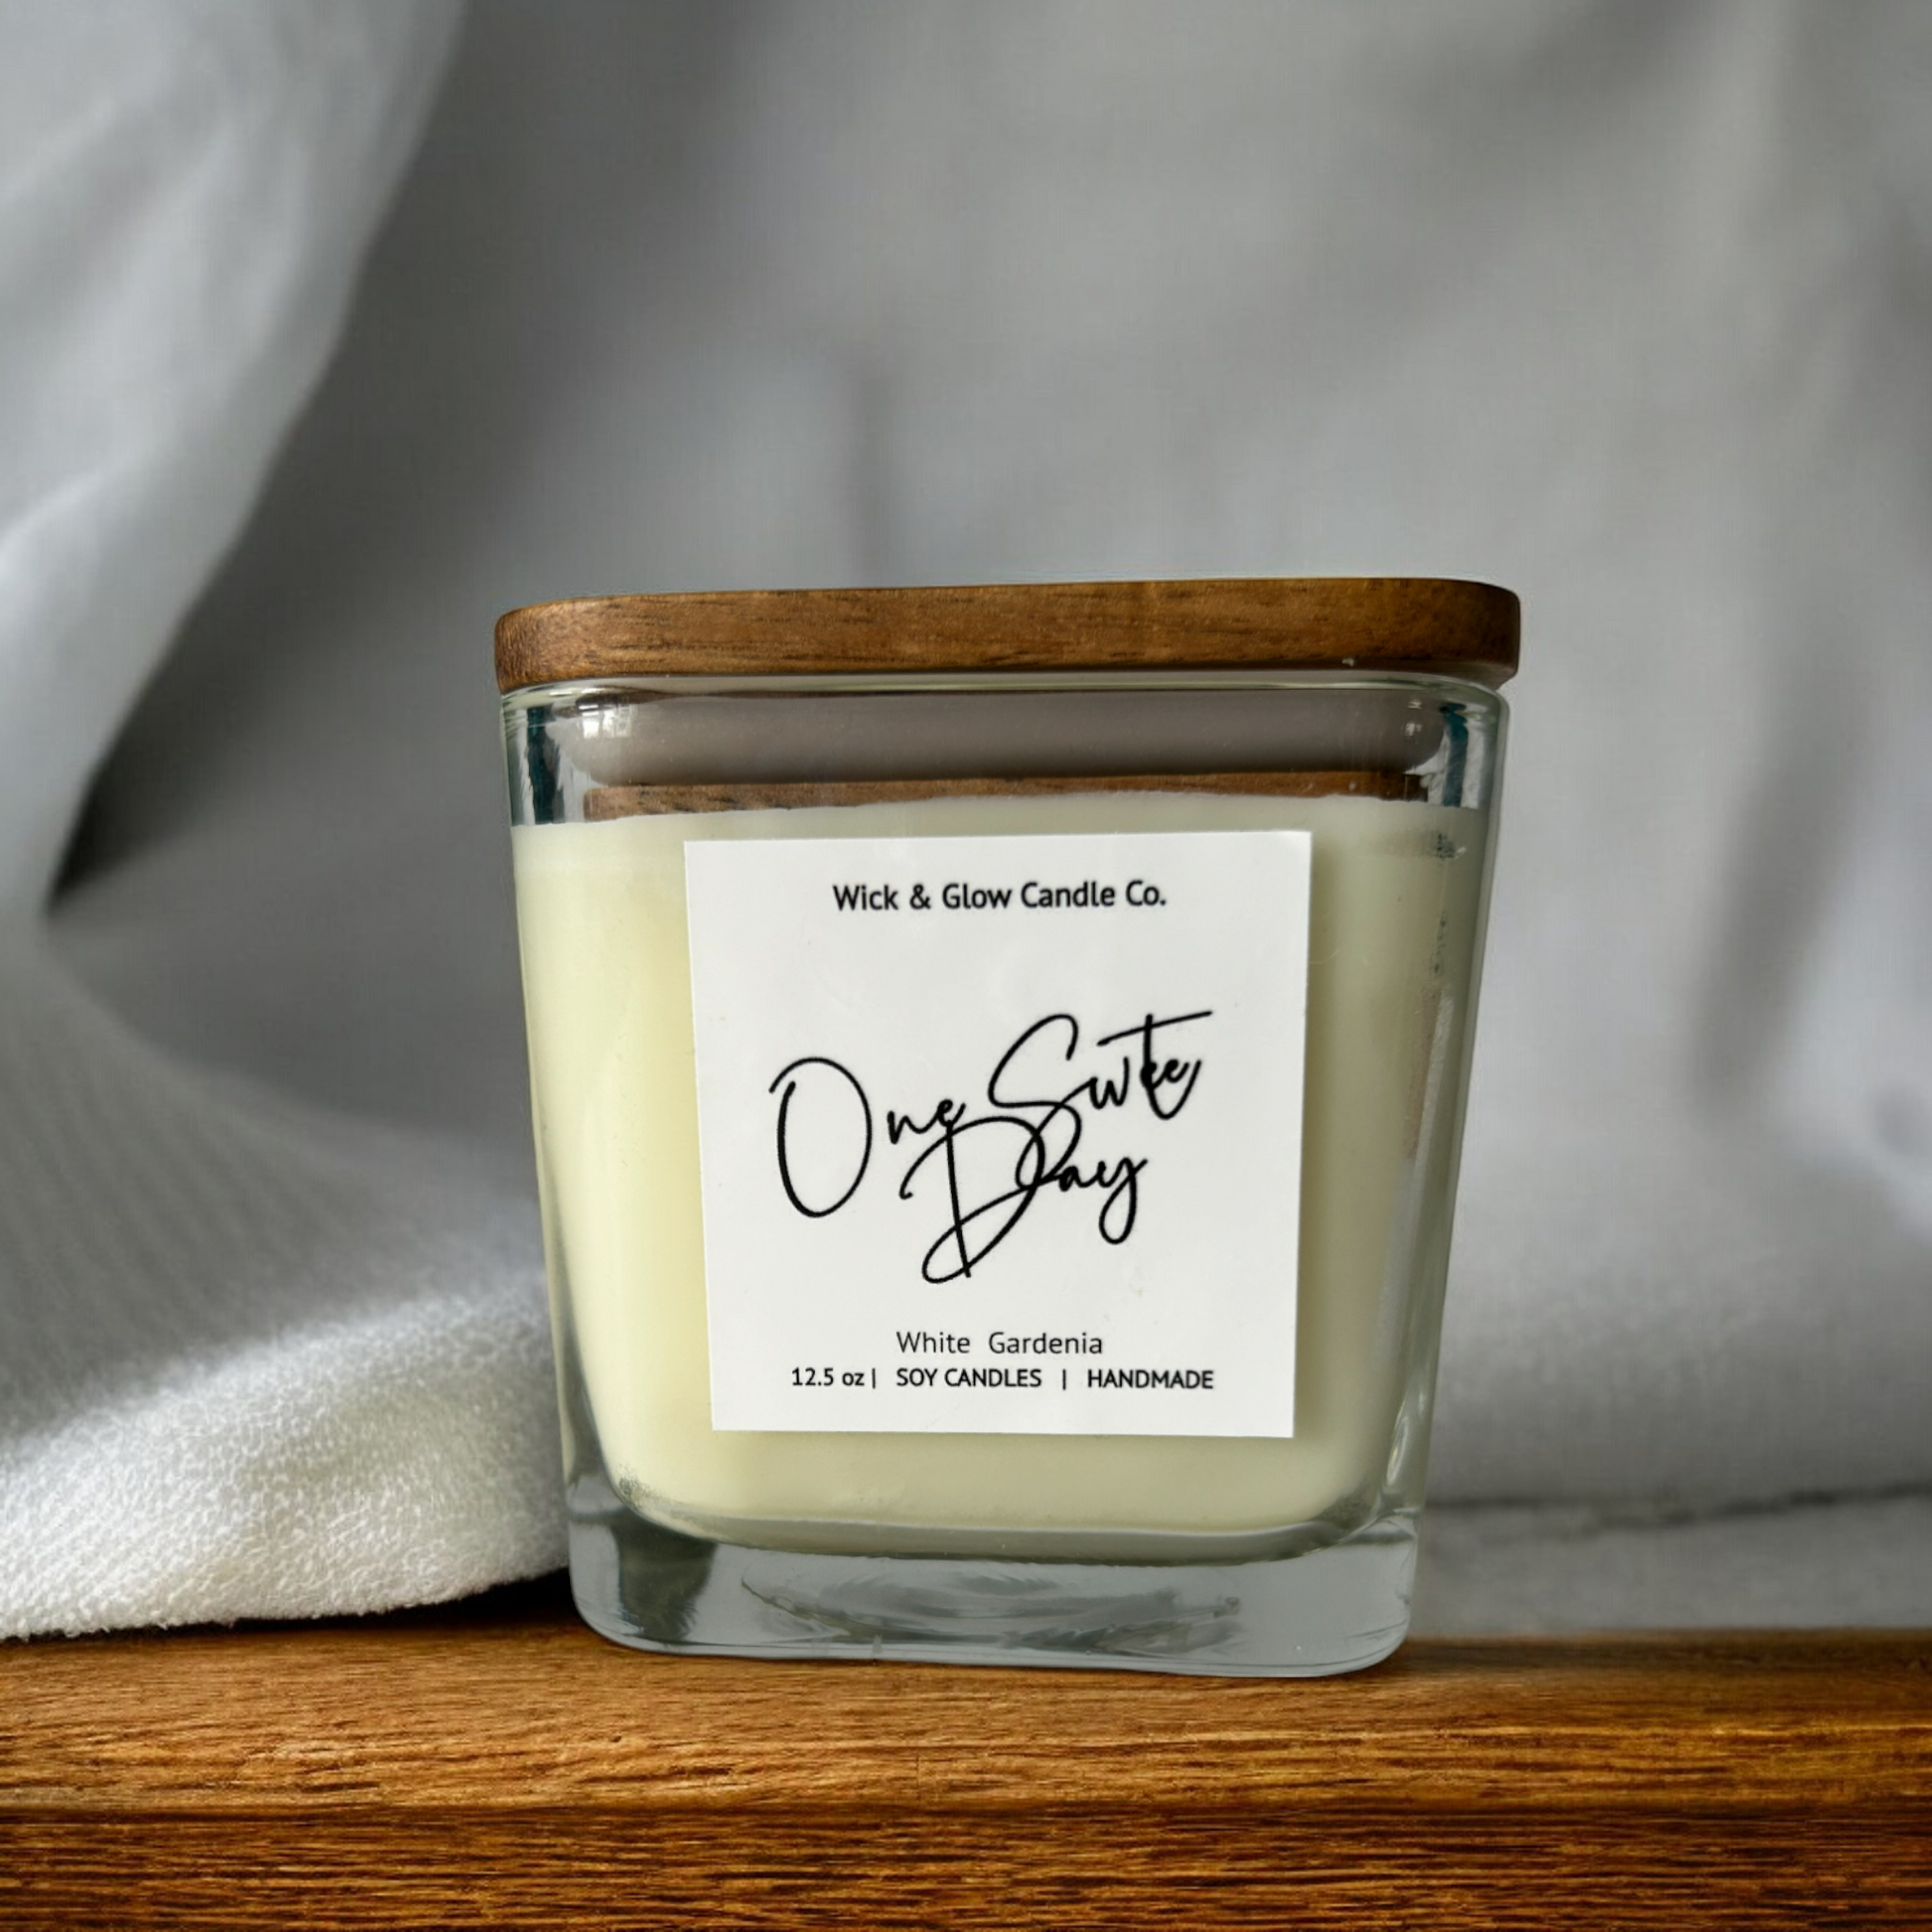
[
  {"xmin": 4, "ymin": 0, "xmax": 1929, "ymax": 1636},
  {"xmin": 0, "ymin": 0, "xmax": 561, "ymax": 1635}
]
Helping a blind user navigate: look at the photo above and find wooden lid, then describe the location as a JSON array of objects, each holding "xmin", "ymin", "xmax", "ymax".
[{"xmin": 494, "ymin": 578, "xmax": 1518, "ymax": 692}]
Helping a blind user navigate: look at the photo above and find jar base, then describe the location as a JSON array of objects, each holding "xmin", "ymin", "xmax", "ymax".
[{"xmin": 567, "ymin": 1488, "xmax": 1418, "ymax": 1678}]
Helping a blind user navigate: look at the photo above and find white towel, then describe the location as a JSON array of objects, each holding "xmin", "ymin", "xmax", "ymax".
[
  {"xmin": 0, "ymin": 0, "xmax": 561, "ymax": 1636},
  {"xmin": 7, "ymin": 0, "xmax": 1932, "ymax": 1638}
]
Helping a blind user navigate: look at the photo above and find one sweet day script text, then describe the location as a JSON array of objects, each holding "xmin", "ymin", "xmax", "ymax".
[{"xmin": 766, "ymin": 1007, "xmax": 1213, "ymax": 1284}]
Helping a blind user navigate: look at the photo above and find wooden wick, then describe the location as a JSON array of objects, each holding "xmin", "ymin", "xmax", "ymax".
[{"xmin": 584, "ymin": 770, "xmax": 1423, "ymax": 820}]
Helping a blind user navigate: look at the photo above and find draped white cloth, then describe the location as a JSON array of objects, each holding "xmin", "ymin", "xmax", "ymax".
[
  {"xmin": 0, "ymin": 0, "xmax": 561, "ymax": 1635},
  {"xmin": 5, "ymin": 0, "xmax": 1929, "ymax": 1636}
]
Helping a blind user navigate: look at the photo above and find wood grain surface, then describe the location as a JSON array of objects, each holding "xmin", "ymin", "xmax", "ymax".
[
  {"xmin": 2, "ymin": 1580, "xmax": 1926, "ymax": 1929},
  {"xmin": 583, "ymin": 768, "xmax": 1424, "ymax": 819},
  {"xmin": 493, "ymin": 578, "xmax": 1520, "ymax": 689}
]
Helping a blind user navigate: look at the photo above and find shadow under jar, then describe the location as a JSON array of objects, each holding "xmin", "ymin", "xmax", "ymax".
[{"xmin": 498, "ymin": 580, "xmax": 1516, "ymax": 1675}]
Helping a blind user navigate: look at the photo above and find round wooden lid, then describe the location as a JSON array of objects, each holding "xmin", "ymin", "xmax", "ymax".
[{"xmin": 494, "ymin": 578, "xmax": 1518, "ymax": 692}]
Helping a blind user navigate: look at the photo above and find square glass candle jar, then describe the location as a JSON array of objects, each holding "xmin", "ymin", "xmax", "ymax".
[{"xmin": 499, "ymin": 579, "xmax": 1515, "ymax": 1676}]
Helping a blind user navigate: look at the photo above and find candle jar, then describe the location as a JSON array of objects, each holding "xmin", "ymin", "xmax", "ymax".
[{"xmin": 499, "ymin": 580, "xmax": 1515, "ymax": 1676}]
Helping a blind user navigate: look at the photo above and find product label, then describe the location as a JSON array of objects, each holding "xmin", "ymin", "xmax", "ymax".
[{"xmin": 684, "ymin": 829, "xmax": 1310, "ymax": 1436}]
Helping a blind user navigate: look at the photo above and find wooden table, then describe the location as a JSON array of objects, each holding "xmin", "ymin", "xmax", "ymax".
[{"xmin": 3, "ymin": 1576, "xmax": 1926, "ymax": 1929}]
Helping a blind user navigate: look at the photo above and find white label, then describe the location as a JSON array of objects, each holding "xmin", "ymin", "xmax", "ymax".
[{"xmin": 685, "ymin": 830, "xmax": 1310, "ymax": 1437}]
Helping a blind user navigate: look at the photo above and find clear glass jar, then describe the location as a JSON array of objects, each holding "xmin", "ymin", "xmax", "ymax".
[{"xmin": 500, "ymin": 581, "xmax": 1514, "ymax": 1675}]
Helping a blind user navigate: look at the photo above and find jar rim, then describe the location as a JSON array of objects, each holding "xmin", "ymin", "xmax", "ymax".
[{"xmin": 493, "ymin": 578, "xmax": 1519, "ymax": 693}]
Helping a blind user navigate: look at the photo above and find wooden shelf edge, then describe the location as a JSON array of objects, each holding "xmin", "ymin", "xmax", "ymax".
[{"xmin": 4, "ymin": 1589, "xmax": 1927, "ymax": 1927}]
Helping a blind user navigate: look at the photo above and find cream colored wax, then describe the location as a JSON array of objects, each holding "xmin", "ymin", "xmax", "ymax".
[{"xmin": 513, "ymin": 790, "xmax": 1485, "ymax": 1560}]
